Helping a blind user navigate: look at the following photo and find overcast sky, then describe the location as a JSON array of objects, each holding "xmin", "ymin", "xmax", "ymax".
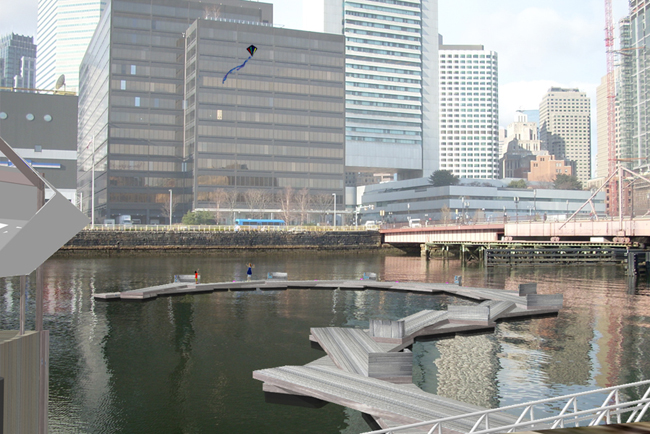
[{"xmin": 0, "ymin": 0, "xmax": 631, "ymax": 130}]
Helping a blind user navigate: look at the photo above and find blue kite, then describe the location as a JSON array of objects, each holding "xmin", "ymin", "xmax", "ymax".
[{"xmin": 222, "ymin": 45, "xmax": 257, "ymax": 84}]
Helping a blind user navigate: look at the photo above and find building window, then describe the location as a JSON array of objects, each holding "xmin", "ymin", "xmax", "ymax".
[{"xmin": 135, "ymin": 97, "xmax": 140, "ymax": 107}]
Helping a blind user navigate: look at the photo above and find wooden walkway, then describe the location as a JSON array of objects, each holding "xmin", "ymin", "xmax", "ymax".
[{"xmin": 95, "ymin": 277, "xmax": 563, "ymax": 433}]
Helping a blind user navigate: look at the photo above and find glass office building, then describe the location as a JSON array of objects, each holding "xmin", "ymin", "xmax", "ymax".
[
  {"xmin": 185, "ymin": 19, "xmax": 345, "ymax": 212},
  {"xmin": 539, "ymin": 87, "xmax": 591, "ymax": 183},
  {"xmin": 0, "ymin": 33, "xmax": 37, "ymax": 89},
  {"xmin": 78, "ymin": 0, "xmax": 344, "ymax": 224},
  {"xmin": 324, "ymin": 0, "xmax": 439, "ymax": 180},
  {"xmin": 36, "ymin": 0, "xmax": 105, "ymax": 91}
]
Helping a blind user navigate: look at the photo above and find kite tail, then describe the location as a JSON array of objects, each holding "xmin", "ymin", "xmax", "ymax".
[{"xmin": 222, "ymin": 56, "xmax": 252, "ymax": 84}]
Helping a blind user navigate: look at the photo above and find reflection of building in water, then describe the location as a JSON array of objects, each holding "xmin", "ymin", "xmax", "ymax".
[
  {"xmin": 434, "ymin": 334, "xmax": 501, "ymax": 409},
  {"xmin": 593, "ymin": 286, "xmax": 627, "ymax": 388},
  {"xmin": 382, "ymin": 256, "xmax": 455, "ymax": 284}
]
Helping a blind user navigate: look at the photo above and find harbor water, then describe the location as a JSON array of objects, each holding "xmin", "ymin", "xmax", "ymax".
[{"xmin": 1, "ymin": 252, "xmax": 649, "ymax": 433}]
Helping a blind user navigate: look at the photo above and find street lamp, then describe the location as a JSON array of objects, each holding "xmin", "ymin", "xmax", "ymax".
[
  {"xmin": 90, "ymin": 135, "xmax": 95, "ymax": 228},
  {"xmin": 332, "ymin": 193, "xmax": 336, "ymax": 229},
  {"xmin": 514, "ymin": 196, "xmax": 519, "ymax": 223},
  {"xmin": 168, "ymin": 189, "xmax": 173, "ymax": 229}
]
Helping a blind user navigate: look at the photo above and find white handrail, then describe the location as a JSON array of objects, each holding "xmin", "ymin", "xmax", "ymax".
[{"xmin": 362, "ymin": 379, "xmax": 650, "ymax": 434}]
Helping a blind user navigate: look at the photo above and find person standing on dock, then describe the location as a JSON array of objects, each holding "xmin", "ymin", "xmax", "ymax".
[
  {"xmin": 247, "ymin": 263, "xmax": 253, "ymax": 281},
  {"xmin": 195, "ymin": 270, "xmax": 199, "ymax": 284}
]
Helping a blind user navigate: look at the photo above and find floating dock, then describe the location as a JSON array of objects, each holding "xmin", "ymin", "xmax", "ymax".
[{"xmin": 94, "ymin": 277, "xmax": 563, "ymax": 433}]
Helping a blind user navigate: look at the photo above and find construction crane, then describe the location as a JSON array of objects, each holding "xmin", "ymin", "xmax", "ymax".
[{"xmin": 605, "ymin": 0, "xmax": 618, "ymax": 216}]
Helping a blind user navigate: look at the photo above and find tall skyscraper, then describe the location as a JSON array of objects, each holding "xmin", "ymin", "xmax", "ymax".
[
  {"xmin": 0, "ymin": 33, "xmax": 37, "ymax": 89},
  {"xmin": 36, "ymin": 0, "xmax": 105, "ymax": 91},
  {"xmin": 78, "ymin": 0, "xmax": 345, "ymax": 224},
  {"xmin": 618, "ymin": 9, "xmax": 649, "ymax": 172},
  {"xmin": 539, "ymin": 87, "xmax": 592, "ymax": 183},
  {"xmin": 439, "ymin": 39, "xmax": 499, "ymax": 179},
  {"xmin": 323, "ymin": 0, "xmax": 439, "ymax": 181}
]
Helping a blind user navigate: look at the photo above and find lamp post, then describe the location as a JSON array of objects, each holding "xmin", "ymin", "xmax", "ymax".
[
  {"xmin": 91, "ymin": 135, "xmax": 95, "ymax": 229},
  {"xmin": 168, "ymin": 189, "xmax": 173, "ymax": 229},
  {"xmin": 463, "ymin": 201, "xmax": 469, "ymax": 225},
  {"xmin": 514, "ymin": 196, "xmax": 519, "ymax": 223},
  {"xmin": 332, "ymin": 193, "xmax": 336, "ymax": 229}
]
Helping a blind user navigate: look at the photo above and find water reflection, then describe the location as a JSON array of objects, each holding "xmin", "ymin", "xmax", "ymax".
[{"xmin": 0, "ymin": 253, "xmax": 649, "ymax": 432}]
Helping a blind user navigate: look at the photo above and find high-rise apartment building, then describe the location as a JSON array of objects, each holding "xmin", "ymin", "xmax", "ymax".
[
  {"xmin": 79, "ymin": 0, "xmax": 345, "ymax": 224},
  {"xmin": 0, "ymin": 33, "xmax": 37, "ymax": 89},
  {"xmin": 439, "ymin": 39, "xmax": 499, "ymax": 179},
  {"xmin": 36, "ymin": 0, "xmax": 105, "ymax": 91},
  {"xmin": 596, "ymin": 74, "xmax": 623, "ymax": 179},
  {"xmin": 324, "ymin": 0, "xmax": 439, "ymax": 181},
  {"xmin": 539, "ymin": 87, "xmax": 591, "ymax": 183},
  {"xmin": 618, "ymin": 9, "xmax": 649, "ymax": 172}
]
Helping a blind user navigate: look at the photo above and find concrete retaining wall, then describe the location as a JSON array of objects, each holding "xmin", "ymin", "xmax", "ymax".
[{"xmin": 58, "ymin": 230, "xmax": 383, "ymax": 253}]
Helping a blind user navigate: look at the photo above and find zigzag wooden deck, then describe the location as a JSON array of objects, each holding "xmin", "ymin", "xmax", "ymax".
[
  {"xmin": 94, "ymin": 276, "xmax": 562, "ymax": 432},
  {"xmin": 252, "ymin": 281, "xmax": 562, "ymax": 433}
]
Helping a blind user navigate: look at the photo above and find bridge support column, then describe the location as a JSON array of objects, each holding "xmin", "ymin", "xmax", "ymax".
[
  {"xmin": 420, "ymin": 244, "xmax": 429, "ymax": 259},
  {"xmin": 627, "ymin": 251, "xmax": 639, "ymax": 276}
]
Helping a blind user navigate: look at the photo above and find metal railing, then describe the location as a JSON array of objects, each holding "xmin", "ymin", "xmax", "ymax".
[{"xmin": 362, "ymin": 379, "xmax": 650, "ymax": 434}]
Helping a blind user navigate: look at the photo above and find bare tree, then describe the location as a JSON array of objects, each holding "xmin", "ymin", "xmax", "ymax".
[
  {"xmin": 224, "ymin": 189, "xmax": 239, "ymax": 224},
  {"xmin": 244, "ymin": 189, "xmax": 274, "ymax": 219},
  {"xmin": 244, "ymin": 189, "xmax": 263, "ymax": 218},
  {"xmin": 295, "ymin": 188, "xmax": 310, "ymax": 224},
  {"xmin": 311, "ymin": 194, "xmax": 335, "ymax": 224},
  {"xmin": 160, "ymin": 194, "xmax": 181, "ymax": 224},
  {"xmin": 258, "ymin": 190, "xmax": 273, "ymax": 219},
  {"xmin": 211, "ymin": 189, "xmax": 228, "ymax": 224},
  {"xmin": 279, "ymin": 186, "xmax": 294, "ymax": 224},
  {"xmin": 440, "ymin": 205, "xmax": 451, "ymax": 225}
]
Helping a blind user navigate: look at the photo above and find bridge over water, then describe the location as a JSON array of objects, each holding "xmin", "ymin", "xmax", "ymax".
[
  {"xmin": 381, "ymin": 218, "xmax": 650, "ymax": 246},
  {"xmin": 381, "ymin": 219, "xmax": 650, "ymax": 269}
]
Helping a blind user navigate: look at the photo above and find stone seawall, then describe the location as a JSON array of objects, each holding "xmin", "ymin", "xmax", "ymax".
[{"xmin": 57, "ymin": 230, "xmax": 385, "ymax": 255}]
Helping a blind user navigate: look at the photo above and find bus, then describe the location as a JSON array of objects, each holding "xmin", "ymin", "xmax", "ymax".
[{"xmin": 234, "ymin": 219, "xmax": 286, "ymax": 229}]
